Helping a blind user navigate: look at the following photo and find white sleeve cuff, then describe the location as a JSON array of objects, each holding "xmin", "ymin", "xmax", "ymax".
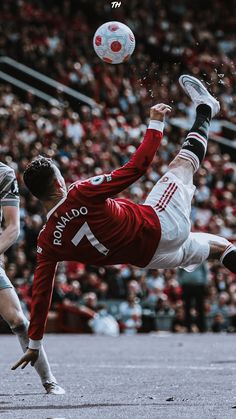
[
  {"xmin": 28, "ymin": 339, "xmax": 42, "ymax": 350},
  {"xmin": 148, "ymin": 120, "xmax": 164, "ymax": 133}
]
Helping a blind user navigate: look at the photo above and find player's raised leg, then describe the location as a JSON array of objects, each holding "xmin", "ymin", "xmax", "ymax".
[
  {"xmin": 145, "ymin": 76, "xmax": 236, "ymax": 274},
  {"xmin": 145, "ymin": 76, "xmax": 220, "ymax": 208},
  {"xmin": 0, "ymin": 273, "xmax": 65, "ymax": 395},
  {"xmin": 175, "ymin": 76, "xmax": 236, "ymax": 274},
  {"xmin": 145, "ymin": 76, "xmax": 220, "ymax": 253},
  {"xmin": 169, "ymin": 75, "xmax": 220, "ymax": 183},
  {"xmin": 181, "ymin": 232, "xmax": 236, "ymax": 274}
]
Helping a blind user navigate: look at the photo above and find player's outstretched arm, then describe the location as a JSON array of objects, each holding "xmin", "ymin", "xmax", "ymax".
[
  {"xmin": 12, "ymin": 258, "xmax": 57, "ymax": 371},
  {"xmin": 28, "ymin": 259, "xmax": 58, "ymax": 345},
  {"xmin": 77, "ymin": 103, "xmax": 171, "ymax": 201}
]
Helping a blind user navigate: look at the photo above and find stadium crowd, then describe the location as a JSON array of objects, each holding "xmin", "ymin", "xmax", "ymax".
[{"xmin": 0, "ymin": 0, "xmax": 236, "ymax": 334}]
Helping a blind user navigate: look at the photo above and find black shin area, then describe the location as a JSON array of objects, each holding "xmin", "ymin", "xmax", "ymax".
[
  {"xmin": 222, "ymin": 250, "xmax": 236, "ymax": 274},
  {"xmin": 178, "ymin": 105, "xmax": 211, "ymax": 171}
]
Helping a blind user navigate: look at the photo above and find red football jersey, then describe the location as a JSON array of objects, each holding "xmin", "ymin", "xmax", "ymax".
[{"xmin": 29, "ymin": 127, "xmax": 163, "ymax": 342}]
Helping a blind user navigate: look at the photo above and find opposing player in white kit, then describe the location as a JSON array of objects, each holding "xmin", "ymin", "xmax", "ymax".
[
  {"xmin": 0, "ymin": 163, "xmax": 65, "ymax": 394},
  {"xmin": 12, "ymin": 75, "xmax": 236, "ymax": 369}
]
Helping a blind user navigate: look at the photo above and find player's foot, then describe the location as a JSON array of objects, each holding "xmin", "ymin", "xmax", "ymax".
[
  {"xmin": 43, "ymin": 382, "xmax": 66, "ymax": 395},
  {"xmin": 179, "ymin": 75, "xmax": 220, "ymax": 118}
]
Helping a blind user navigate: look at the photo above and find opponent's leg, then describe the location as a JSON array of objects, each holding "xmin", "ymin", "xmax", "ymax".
[{"xmin": 0, "ymin": 276, "xmax": 65, "ymax": 394}]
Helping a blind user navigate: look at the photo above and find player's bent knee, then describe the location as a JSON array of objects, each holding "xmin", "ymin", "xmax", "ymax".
[
  {"xmin": 169, "ymin": 156, "xmax": 193, "ymax": 171},
  {"xmin": 9, "ymin": 314, "xmax": 29, "ymax": 332},
  {"xmin": 208, "ymin": 240, "xmax": 230, "ymax": 260},
  {"xmin": 167, "ymin": 158, "xmax": 194, "ymax": 185}
]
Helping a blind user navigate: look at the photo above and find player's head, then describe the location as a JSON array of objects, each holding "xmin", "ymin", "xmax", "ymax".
[{"xmin": 23, "ymin": 156, "xmax": 66, "ymax": 201}]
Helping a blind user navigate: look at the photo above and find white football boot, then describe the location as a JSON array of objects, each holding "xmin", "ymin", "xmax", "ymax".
[
  {"xmin": 179, "ymin": 75, "xmax": 220, "ymax": 118},
  {"xmin": 43, "ymin": 381, "xmax": 66, "ymax": 395}
]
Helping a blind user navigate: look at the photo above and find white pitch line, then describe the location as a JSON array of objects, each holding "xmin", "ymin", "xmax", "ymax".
[{"xmin": 53, "ymin": 363, "xmax": 236, "ymax": 371}]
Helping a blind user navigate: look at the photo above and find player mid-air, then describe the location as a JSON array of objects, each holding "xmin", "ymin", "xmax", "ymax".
[
  {"xmin": 0, "ymin": 162, "xmax": 64, "ymax": 394},
  {"xmin": 12, "ymin": 75, "xmax": 236, "ymax": 370}
]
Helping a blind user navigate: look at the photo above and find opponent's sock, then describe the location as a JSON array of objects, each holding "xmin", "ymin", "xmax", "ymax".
[
  {"xmin": 220, "ymin": 245, "xmax": 236, "ymax": 274},
  {"xmin": 178, "ymin": 104, "xmax": 211, "ymax": 172},
  {"xmin": 11, "ymin": 320, "xmax": 56, "ymax": 385}
]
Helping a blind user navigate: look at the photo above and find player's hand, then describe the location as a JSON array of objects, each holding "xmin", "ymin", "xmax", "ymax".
[
  {"xmin": 150, "ymin": 103, "xmax": 172, "ymax": 121},
  {"xmin": 11, "ymin": 348, "xmax": 39, "ymax": 370}
]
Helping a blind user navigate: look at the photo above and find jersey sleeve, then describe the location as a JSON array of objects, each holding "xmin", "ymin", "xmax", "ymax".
[
  {"xmin": 0, "ymin": 165, "xmax": 19, "ymax": 207},
  {"xmin": 73, "ymin": 125, "xmax": 163, "ymax": 201},
  {"xmin": 28, "ymin": 254, "xmax": 57, "ymax": 342}
]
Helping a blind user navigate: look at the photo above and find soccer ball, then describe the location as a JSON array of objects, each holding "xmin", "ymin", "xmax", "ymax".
[{"xmin": 93, "ymin": 21, "xmax": 135, "ymax": 64}]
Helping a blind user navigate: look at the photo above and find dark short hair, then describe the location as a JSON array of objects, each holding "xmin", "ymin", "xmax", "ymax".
[{"xmin": 23, "ymin": 156, "xmax": 56, "ymax": 200}]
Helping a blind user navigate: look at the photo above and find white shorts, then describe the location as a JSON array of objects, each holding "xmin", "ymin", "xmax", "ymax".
[
  {"xmin": 0, "ymin": 267, "xmax": 12, "ymax": 289},
  {"xmin": 144, "ymin": 172, "xmax": 210, "ymax": 271}
]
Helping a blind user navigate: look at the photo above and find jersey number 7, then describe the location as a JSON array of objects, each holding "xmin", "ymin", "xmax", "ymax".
[{"xmin": 71, "ymin": 222, "xmax": 109, "ymax": 256}]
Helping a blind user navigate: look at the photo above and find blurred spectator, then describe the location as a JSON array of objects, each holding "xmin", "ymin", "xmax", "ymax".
[
  {"xmin": 163, "ymin": 271, "xmax": 182, "ymax": 304},
  {"xmin": 171, "ymin": 306, "xmax": 188, "ymax": 333},
  {"xmin": 89, "ymin": 303, "xmax": 119, "ymax": 337},
  {"xmin": 177, "ymin": 263, "xmax": 209, "ymax": 333},
  {"xmin": 51, "ymin": 274, "xmax": 67, "ymax": 309},
  {"xmin": 119, "ymin": 293, "xmax": 142, "ymax": 334},
  {"xmin": 210, "ymin": 292, "xmax": 230, "ymax": 330},
  {"xmin": 146, "ymin": 269, "xmax": 165, "ymax": 291},
  {"xmin": 155, "ymin": 293, "xmax": 174, "ymax": 316},
  {"xmin": 211, "ymin": 313, "xmax": 228, "ymax": 333},
  {"xmin": 83, "ymin": 292, "xmax": 98, "ymax": 311},
  {"xmin": 64, "ymin": 281, "xmax": 81, "ymax": 305}
]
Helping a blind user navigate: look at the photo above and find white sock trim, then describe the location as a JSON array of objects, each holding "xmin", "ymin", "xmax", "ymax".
[
  {"xmin": 220, "ymin": 244, "xmax": 236, "ymax": 264},
  {"xmin": 178, "ymin": 150, "xmax": 199, "ymax": 172},
  {"xmin": 29, "ymin": 338, "xmax": 42, "ymax": 350},
  {"xmin": 148, "ymin": 120, "xmax": 164, "ymax": 133},
  {"xmin": 186, "ymin": 131, "xmax": 208, "ymax": 146}
]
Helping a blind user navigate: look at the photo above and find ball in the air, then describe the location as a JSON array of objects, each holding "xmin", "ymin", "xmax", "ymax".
[{"xmin": 93, "ymin": 21, "xmax": 135, "ymax": 64}]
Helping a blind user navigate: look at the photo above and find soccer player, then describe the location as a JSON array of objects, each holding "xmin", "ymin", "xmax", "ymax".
[
  {"xmin": 0, "ymin": 162, "xmax": 65, "ymax": 394},
  {"xmin": 12, "ymin": 75, "xmax": 236, "ymax": 369}
]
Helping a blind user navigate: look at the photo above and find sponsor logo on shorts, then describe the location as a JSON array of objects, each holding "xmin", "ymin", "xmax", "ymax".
[{"xmin": 160, "ymin": 176, "xmax": 169, "ymax": 183}]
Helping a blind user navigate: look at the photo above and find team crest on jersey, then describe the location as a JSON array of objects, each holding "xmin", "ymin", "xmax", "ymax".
[
  {"xmin": 90, "ymin": 175, "xmax": 105, "ymax": 185},
  {"xmin": 90, "ymin": 174, "xmax": 112, "ymax": 185}
]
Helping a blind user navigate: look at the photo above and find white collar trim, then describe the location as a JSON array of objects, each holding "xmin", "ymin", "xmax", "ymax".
[{"xmin": 46, "ymin": 196, "xmax": 67, "ymax": 220}]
